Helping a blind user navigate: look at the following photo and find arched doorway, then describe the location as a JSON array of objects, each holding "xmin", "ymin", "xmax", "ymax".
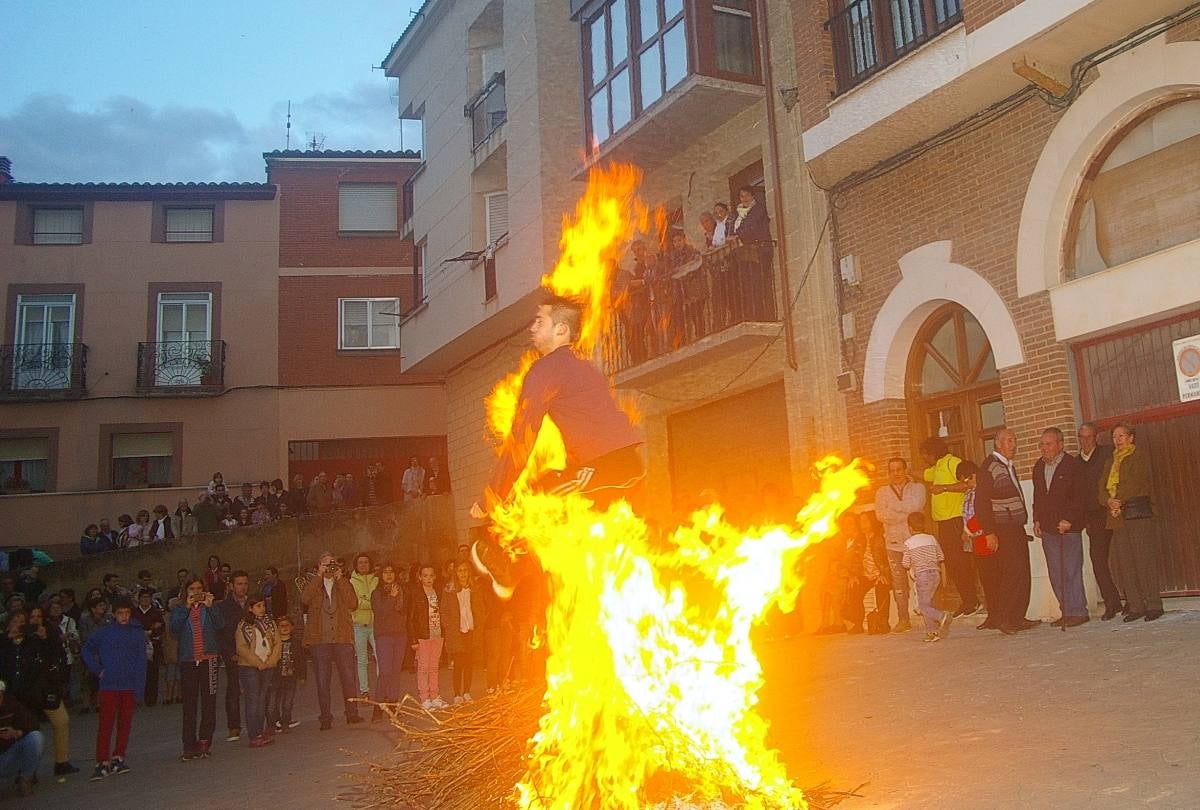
[{"xmin": 906, "ymin": 304, "xmax": 1005, "ymax": 464}]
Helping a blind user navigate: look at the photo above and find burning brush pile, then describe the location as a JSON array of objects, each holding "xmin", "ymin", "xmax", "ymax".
[{"xmin": 346, "ymin": 165, "xmax": 869, "ymax": 809}]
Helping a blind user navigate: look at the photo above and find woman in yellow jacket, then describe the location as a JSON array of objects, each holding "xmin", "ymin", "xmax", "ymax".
[
  {"xmin": 349, "ymin": 553, "xmax": 379, "ymax": 698},
  {"xmin": 234, "ymin": 594, "xmax": 281, "ymax": 748}
]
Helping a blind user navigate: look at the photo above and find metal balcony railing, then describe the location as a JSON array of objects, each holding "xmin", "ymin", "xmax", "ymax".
[
  {"xmin": 0, "ymin": 342, "xmax": 88, "ymax": 399},
  {"xmin": 467, "ymin": 71, "xmax": 507, "ymax": 151},
  {"xmin": 826, "ymin": 0, "xmax": 963, "ymax": 94},
  {"xmin": 137, "ymin": 340, "xmax": 226, "ymax": 393},
  {"xmin": 608, "ymin": 241, "xmax": 778, "ymax": 374}
]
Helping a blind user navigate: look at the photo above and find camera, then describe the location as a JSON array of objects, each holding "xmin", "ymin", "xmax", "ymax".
[{"xmin": 324, "ymin": 561, "xmax": 342, "ymax": 575}]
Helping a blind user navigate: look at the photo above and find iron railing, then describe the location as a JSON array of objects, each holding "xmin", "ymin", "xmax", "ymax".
[
  {"xmin": 608, "ymin": 241, "xmax": 777, "ymax": 374},
  {"xmin": 826, "ymin": 0, "xmax": 963, "ymax": 94},
  {"xmin": 467, "ymin": 71, "xmax": 507, "ymax": 151},
  {"xmin": 0, "ymin": 343, "xmax": 88, "ymax": 399},
  {"xmin": 136, "ymin": 340, "xmax": 226, "ymax": 393}
]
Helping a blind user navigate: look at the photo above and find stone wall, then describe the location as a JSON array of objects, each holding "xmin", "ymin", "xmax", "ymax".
[{"xmin": 41, "ymin": 496, "xmax": 456, "ymax": 600}]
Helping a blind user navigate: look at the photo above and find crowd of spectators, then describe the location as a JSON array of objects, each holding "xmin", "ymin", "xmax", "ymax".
[
  {"xmin": 809, "ymin": 420, "xmax": 1158, "ymax": 642},
  {"xmin": 612, "ymin": 187, "xmax": 775, "ymax": 366},
  {"xmin": 78, "ymin": 457, "xmax": 449, "ymax": 556},
  {"xmin": 0, "ymin": 541, "xmax": 536, "ymax": 793}
]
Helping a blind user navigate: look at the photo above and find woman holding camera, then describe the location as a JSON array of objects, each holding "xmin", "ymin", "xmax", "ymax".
[
  {"xmin": 1099, "ymin": 422, "xmax": 1161, "ymax": 622},
  {"xmin": 170, "ymin": 577, "xmax": 224, "ymax": 761}
]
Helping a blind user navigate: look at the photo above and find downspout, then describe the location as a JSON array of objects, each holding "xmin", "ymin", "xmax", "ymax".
[{"xmin": 755, "ymin": 0, "xmax": 798, "ymax": 371}]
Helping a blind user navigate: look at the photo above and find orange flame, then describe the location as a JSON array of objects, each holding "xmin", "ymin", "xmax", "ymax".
[{"xmin": 483, "ymin": 163, "xmax": 868, "ymax": 808}]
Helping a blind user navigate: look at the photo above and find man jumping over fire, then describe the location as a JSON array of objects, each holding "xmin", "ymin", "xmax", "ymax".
[{"xmin": 470, "ymin": 293, "xmax": 645, "ymax": 598}]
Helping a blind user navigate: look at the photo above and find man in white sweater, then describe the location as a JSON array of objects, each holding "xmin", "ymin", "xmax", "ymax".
[{"xmin": 873, "ymin": 457, "xmax": 927, "ymax": 632}]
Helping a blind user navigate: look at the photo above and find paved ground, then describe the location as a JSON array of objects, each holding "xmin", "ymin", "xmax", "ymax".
[{"xmin": 10, "ymin": 606, "xmax": 1200, "ymax": 808}]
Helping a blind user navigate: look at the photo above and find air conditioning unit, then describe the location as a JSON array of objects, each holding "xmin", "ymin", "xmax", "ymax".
[
  {"xmin": 836, "ymin": 369, "xmax": 858, "ymax": 393},
  {"xmin": 839, "ymin": 254, "xmax": 860, "ymax": 286},
  {"xmin": 841, "ymin": 312, "xmax": 857, "ymax": 340}
]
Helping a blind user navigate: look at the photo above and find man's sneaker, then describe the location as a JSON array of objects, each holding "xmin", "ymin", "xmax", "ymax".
[
  {"xmin": 287, "ymin": 720, "xmax": 301, "ymax": 729},
  {"xmin": 938, "ymin": 612, "xmax": 954, "ymax": 637},
  {"xmin": 892, "ymin": 620, "xmax": 912, "ymax": 634},
  {"xmin": 110, "ymin": 758, "xmax": 131, "ymax": 775},
  {"xmin": 90, "ymin": 763, "xmax": 110, "ymax": 781},
  {"xmin": 420, "ymin": 699, "xmax": 434, "ymax": 711},
  {"xmin": 226, "ymin": 728, "xmax": 241, "ymax": 742},
  {"xmin": 198, "ymin": 740, "xmax": 212, "ymax": 758},
  {"xmin": 53, "ymin": 762, "xmax": 80, "ymax": 776},
  {"xmin": 471, "ymin": 537, "xmax": 515, "ymax": 600},
  {"xmin": 180, "ymin": 748, "xmax": 199, "ymax": 763},
  {"xmin": 319, "ymin": 719, "xmax": 333, "ymax": 731},
  {"xmin": 452, "ymin": 695, "xmax": 464, "ymax": 706},
  {"xmin": 249, "ymin": 735, "xmax": 273, "ymax": 749},
  {"xmin": 462, "ymin": 692, "xmax": 473, "ymax": 703},
  {"xmin": 923, "ymin": 632, "xmax": 941, "ymax": 643},
  {"xmin": 431, "ymin": 697, "xmax": 449, "ymax": 709}
]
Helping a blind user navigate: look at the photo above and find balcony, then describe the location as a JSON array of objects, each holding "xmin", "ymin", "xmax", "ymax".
[
  {"xmin": 467, "ymin": 71, "xmax": 507, "ymax": 167},
  {"xmin": 575, "ymin": 0, "xmax": 764, "ymax": 175},
  {"xmin": 607, "ymin": 241, "xmax": 778, "ymax": 387},
  {"xmin": 827, "ymin": 0, "xmax": 963, "ymax": 95},
  {"xmin": 0, "ymin": 343, "xmax": 88, "ymax": 401},
  {"xmin": 136, "ymin": 340, "xmax": 226, "ymax": 395}
]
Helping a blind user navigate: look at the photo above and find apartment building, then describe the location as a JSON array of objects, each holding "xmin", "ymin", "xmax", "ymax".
[
  {"xmin": 792, "ymin": 0, "xmax": 1200, "ymax": 592},
  {"xmin": 385, "ymin": 0, "xmax": 846, "ymax": 533},
  {"xmin": 0, "ymin": 162, "xmax": 281, "ymax": 554}
]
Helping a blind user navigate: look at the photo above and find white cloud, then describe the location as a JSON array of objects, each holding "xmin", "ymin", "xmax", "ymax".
[{"xmin": 0, "ymin": 81, "xmax": 399, "ymax": 183}]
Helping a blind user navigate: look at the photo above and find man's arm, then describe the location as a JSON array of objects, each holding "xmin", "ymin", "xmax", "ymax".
[
  {"xmin": 486, "ymin": 367, "xmax": 552, "ymax": 506},
  {"xmin": 974, "ymin": 461, "xmax": 998, "ymax": 536}
]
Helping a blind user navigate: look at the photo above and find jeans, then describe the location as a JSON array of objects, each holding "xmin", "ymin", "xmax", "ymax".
[
  {"xmin": 1041, "ymin": 531, "xmax": 1087, "ymax": 618},
  {"xmin": 886, "ymin": 549, "xmax": 910, "ymax": 622},
  {"xmin": 374, "ymin": 633, "xmax": 407, "ymax": 702},
  {"xmin": 352, "ymin": 624, "xmax": 375, "ymax": 695},
  {"xmin": 0, "ymin": 730, "xmax": 42, "ymax": 778},
  {"xmin": 451, "ymin": 631, "xmax": 476, "ymax": 696},
  {"xmin": 415, "ymin": 638, "xmax": 443, "ymax": 701},
  {"xmin": 96, "ymin": 690, "xmax": 134, "ymax": 762},
  {"xmin": 181, "ymin": 659, "xmax": 218, "ymax": 749},
  {"xmin": 238, "ymin": 667, "xmax": 272, "ymax": 740},
  {"xmin": 310, "ymin": 643, "xmax": 359, "ymax": 723},
  {"xmin": 914, "ymin": 569, "xmax": 945, "ymax": 632},
  {"xmin": 265, "ymin": 675, "xmax": 297, "ymax": 728},
  {"xmin": 222, "ymin": 653, "xmax": 241, "ymax": 731}
]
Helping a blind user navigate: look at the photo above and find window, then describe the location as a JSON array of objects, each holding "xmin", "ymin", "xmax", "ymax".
[
  {"xmin": 485, "ymin": 191, "xmax": 509, "ymax": 246},
  {"xmin": 828, "ymin": 0, "xmax": 963, "ymax": 93},
  {"xmin": 339, "ymin": 184, "xmax": 398, "ymax": 232},
  {"xmin": 0, "ymin": 437, "xmax": 50, "ymax": 494},
  {"xmin": 111, "ymin": 432, "xmax": 174, "ymax": 489},
  {"xmin": 339, "ymin": 298, "xmax": 401, "ymax": 349},
  {"xmin": 13, "ymin": 294, "xmax": 76, "ymax": 391},
  {"xmin": 165, "ymin": 207, "xmax": 214, "ymax": 242},
  {"xmin": 712, "ymin": 1, "xmax": 755, "ymax": 76},
  {"xmin": 155, "ymin": 292, "xmax": 213, "ymax": 386},
  {"xmin": 32, "ymin": 208, "xmax": 84, "ymax": 244},
  {"xmin": 401, "ymin": 116, "xmax": 424, "ymax": 154}
]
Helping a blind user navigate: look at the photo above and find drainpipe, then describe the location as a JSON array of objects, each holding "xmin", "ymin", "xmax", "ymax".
[{"xmin": 755, "ymin": 0, "xmax": 798, "ymax": 371}]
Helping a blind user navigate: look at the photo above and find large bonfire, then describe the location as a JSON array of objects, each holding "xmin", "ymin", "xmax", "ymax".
[{"xmin": 352, "ymin": 164, "xmax": 868, "ymax": 809}]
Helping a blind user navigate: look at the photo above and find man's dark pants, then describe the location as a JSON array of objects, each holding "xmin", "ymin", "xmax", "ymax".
[
  {"xmin": 936, "ymin": 518, "xmax": 979, "ymax": 610},
  {"xmin": 310, "ymin": 643, "xmax": 359, "ymax": 723},
  {"xmin": 180, "ymin": 659, "xmax": 217, "ymax": 749},
  {"xmin": 222, "ymin": 653, "xmax": 240, "ymax": 731},
  {"xmin": 995, "ymin": 524, "xmax": 1032, "ymax": 627},
  {"xmin": 1084, "ymin": 510, "xmax": 1122, "ymax": 611}
]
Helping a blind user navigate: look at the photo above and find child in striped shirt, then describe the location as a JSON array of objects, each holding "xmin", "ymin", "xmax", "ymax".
[{"xmin": 901, "ymin": 513, "xmax": 953, "ymax": 642}]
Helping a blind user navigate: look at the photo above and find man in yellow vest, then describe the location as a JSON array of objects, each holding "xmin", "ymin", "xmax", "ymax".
[{"xmin": 921, "ymin": 438, "xmax": 981, "ymax": 617}]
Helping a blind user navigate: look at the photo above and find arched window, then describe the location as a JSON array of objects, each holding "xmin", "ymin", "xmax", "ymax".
[
  {"xmin": 1067, "ymin": 95, "xmax": 1200, "ymax": 279},
  {"xmin": 907, "ymin": 304, "xmax": 1004, "ymax": 463}
]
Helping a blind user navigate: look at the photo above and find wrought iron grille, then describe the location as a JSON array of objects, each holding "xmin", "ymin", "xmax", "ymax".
[
  {"xmin": 0, "ymin": 343, "xmax": 88, "ymax": 398},
  {"xmin": 826, "ymin": 0, "xmax": 963, "ymax": 94},
  {"xmin": 137, "ymin": 340, "xmax": 226, "ymax": 392},
  {"xmin": 467, "ymin": 72, "xmax": 507, "ymax": 151}
]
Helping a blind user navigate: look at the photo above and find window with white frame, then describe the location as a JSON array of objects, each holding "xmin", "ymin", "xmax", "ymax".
[
  {"xmin": 165, "ymin": 207, "xmax": 214, "ymax": 242},
  {"xmin": 110, "ymin": 432, "xmax": 174, "ymax": 489},
  {"xmin": 0, "ymin": 437, "xmax": 50, "ymax": 494},
  {"xmin": 339, "ymin": 184, "xmax": 398, "ymax": 232},
  {"xmin": 339, "ymin": 298, "xmax": 401, "ymax": 349},
  {"xmin": 32, "ymin": 208, "xmax": 84, "ymax": 244},
  {"xmin": 485, "ymin": 191, "xmax": 509, "ymax": 246}
]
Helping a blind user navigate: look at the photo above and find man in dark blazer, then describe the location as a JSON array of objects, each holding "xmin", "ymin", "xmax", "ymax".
[
  {"xmin": 1075, "ymin": 422, "xmax": 1121, "ymax": 618},
  {"xmin": 1032, "ymin": 427, "xmax": 1089, "ymax": 626}
]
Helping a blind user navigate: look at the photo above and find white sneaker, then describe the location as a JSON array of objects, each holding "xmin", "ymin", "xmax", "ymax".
[
  {"xmin": 462, "ymin": 693, "xmax": 473, "ymax": 703},
  {"xmin": 431, "ymin": 697, "xmax": 449, "ymax": 709},
  {"xmin": 420, "ymin": 699, "xmax": 434, "ymax": 711},
  {"xmin": 452, "ymin": 695, "xmax": 464, "ymax": 706}
]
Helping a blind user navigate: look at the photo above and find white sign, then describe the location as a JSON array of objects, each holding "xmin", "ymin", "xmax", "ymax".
[{"xmin": 1174, "ymin": 333, "xmax": 1200, "ymax": 403}]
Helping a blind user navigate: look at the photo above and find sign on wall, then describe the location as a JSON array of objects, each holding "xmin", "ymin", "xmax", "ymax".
[{"xmin": 1174, "ymin": 333, "xmax": 1200, "ymax": 403}]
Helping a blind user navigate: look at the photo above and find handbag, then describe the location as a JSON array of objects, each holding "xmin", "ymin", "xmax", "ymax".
[{"xmin": 1121, "ymin": 495, "xmax": 1152, "ymax": 520}]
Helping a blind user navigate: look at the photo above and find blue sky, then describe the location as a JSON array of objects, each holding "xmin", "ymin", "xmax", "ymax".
[{"xmin": 0, "ymin": 1, "xmax": 418, "ymax": 182}]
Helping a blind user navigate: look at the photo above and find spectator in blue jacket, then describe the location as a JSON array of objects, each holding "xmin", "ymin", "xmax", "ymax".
[
  {"xmin": 81, "ymin": 598, "xmax": 146, "ymax": 781},
  {"xmin": 170, "ymin": 576, "xmax": 224, "ymax": 761},
  {"xmin": 79, "ymin": 524, "xmax": 114, "ymax": 556}
]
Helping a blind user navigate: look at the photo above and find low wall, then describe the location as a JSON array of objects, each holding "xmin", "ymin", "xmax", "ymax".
[{"xmin": 41, "ymin": 496, "xmax": 457, "ymax": 600}]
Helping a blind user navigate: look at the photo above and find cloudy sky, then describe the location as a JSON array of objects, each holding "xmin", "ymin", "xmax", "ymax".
[{"xmin": 1, "ymin": 1, "xmax": 418, "ymax": 183}]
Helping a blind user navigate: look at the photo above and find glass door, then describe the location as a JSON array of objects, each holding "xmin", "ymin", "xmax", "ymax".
[
  {"xmin": 156, "ymin": 292, "xmax": 211, "ymax": 386},
  {"xmin": 14, "ymin": 295, "xmax": 75, "ymax": 390}
]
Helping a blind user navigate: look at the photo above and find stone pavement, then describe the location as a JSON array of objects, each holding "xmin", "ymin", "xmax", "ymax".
[{"xmin": 9, "ymin": 606, "xmax": 1200, "ymax": 808}]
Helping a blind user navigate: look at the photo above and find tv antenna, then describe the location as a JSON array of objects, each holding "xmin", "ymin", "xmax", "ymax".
[
  {"xmin": 285, "ymin": 100, "xmax": 292, "ymax": 150},
  {"xmin": 305, "ymin": 132, "xmax": 327, "ymax": 151}
]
